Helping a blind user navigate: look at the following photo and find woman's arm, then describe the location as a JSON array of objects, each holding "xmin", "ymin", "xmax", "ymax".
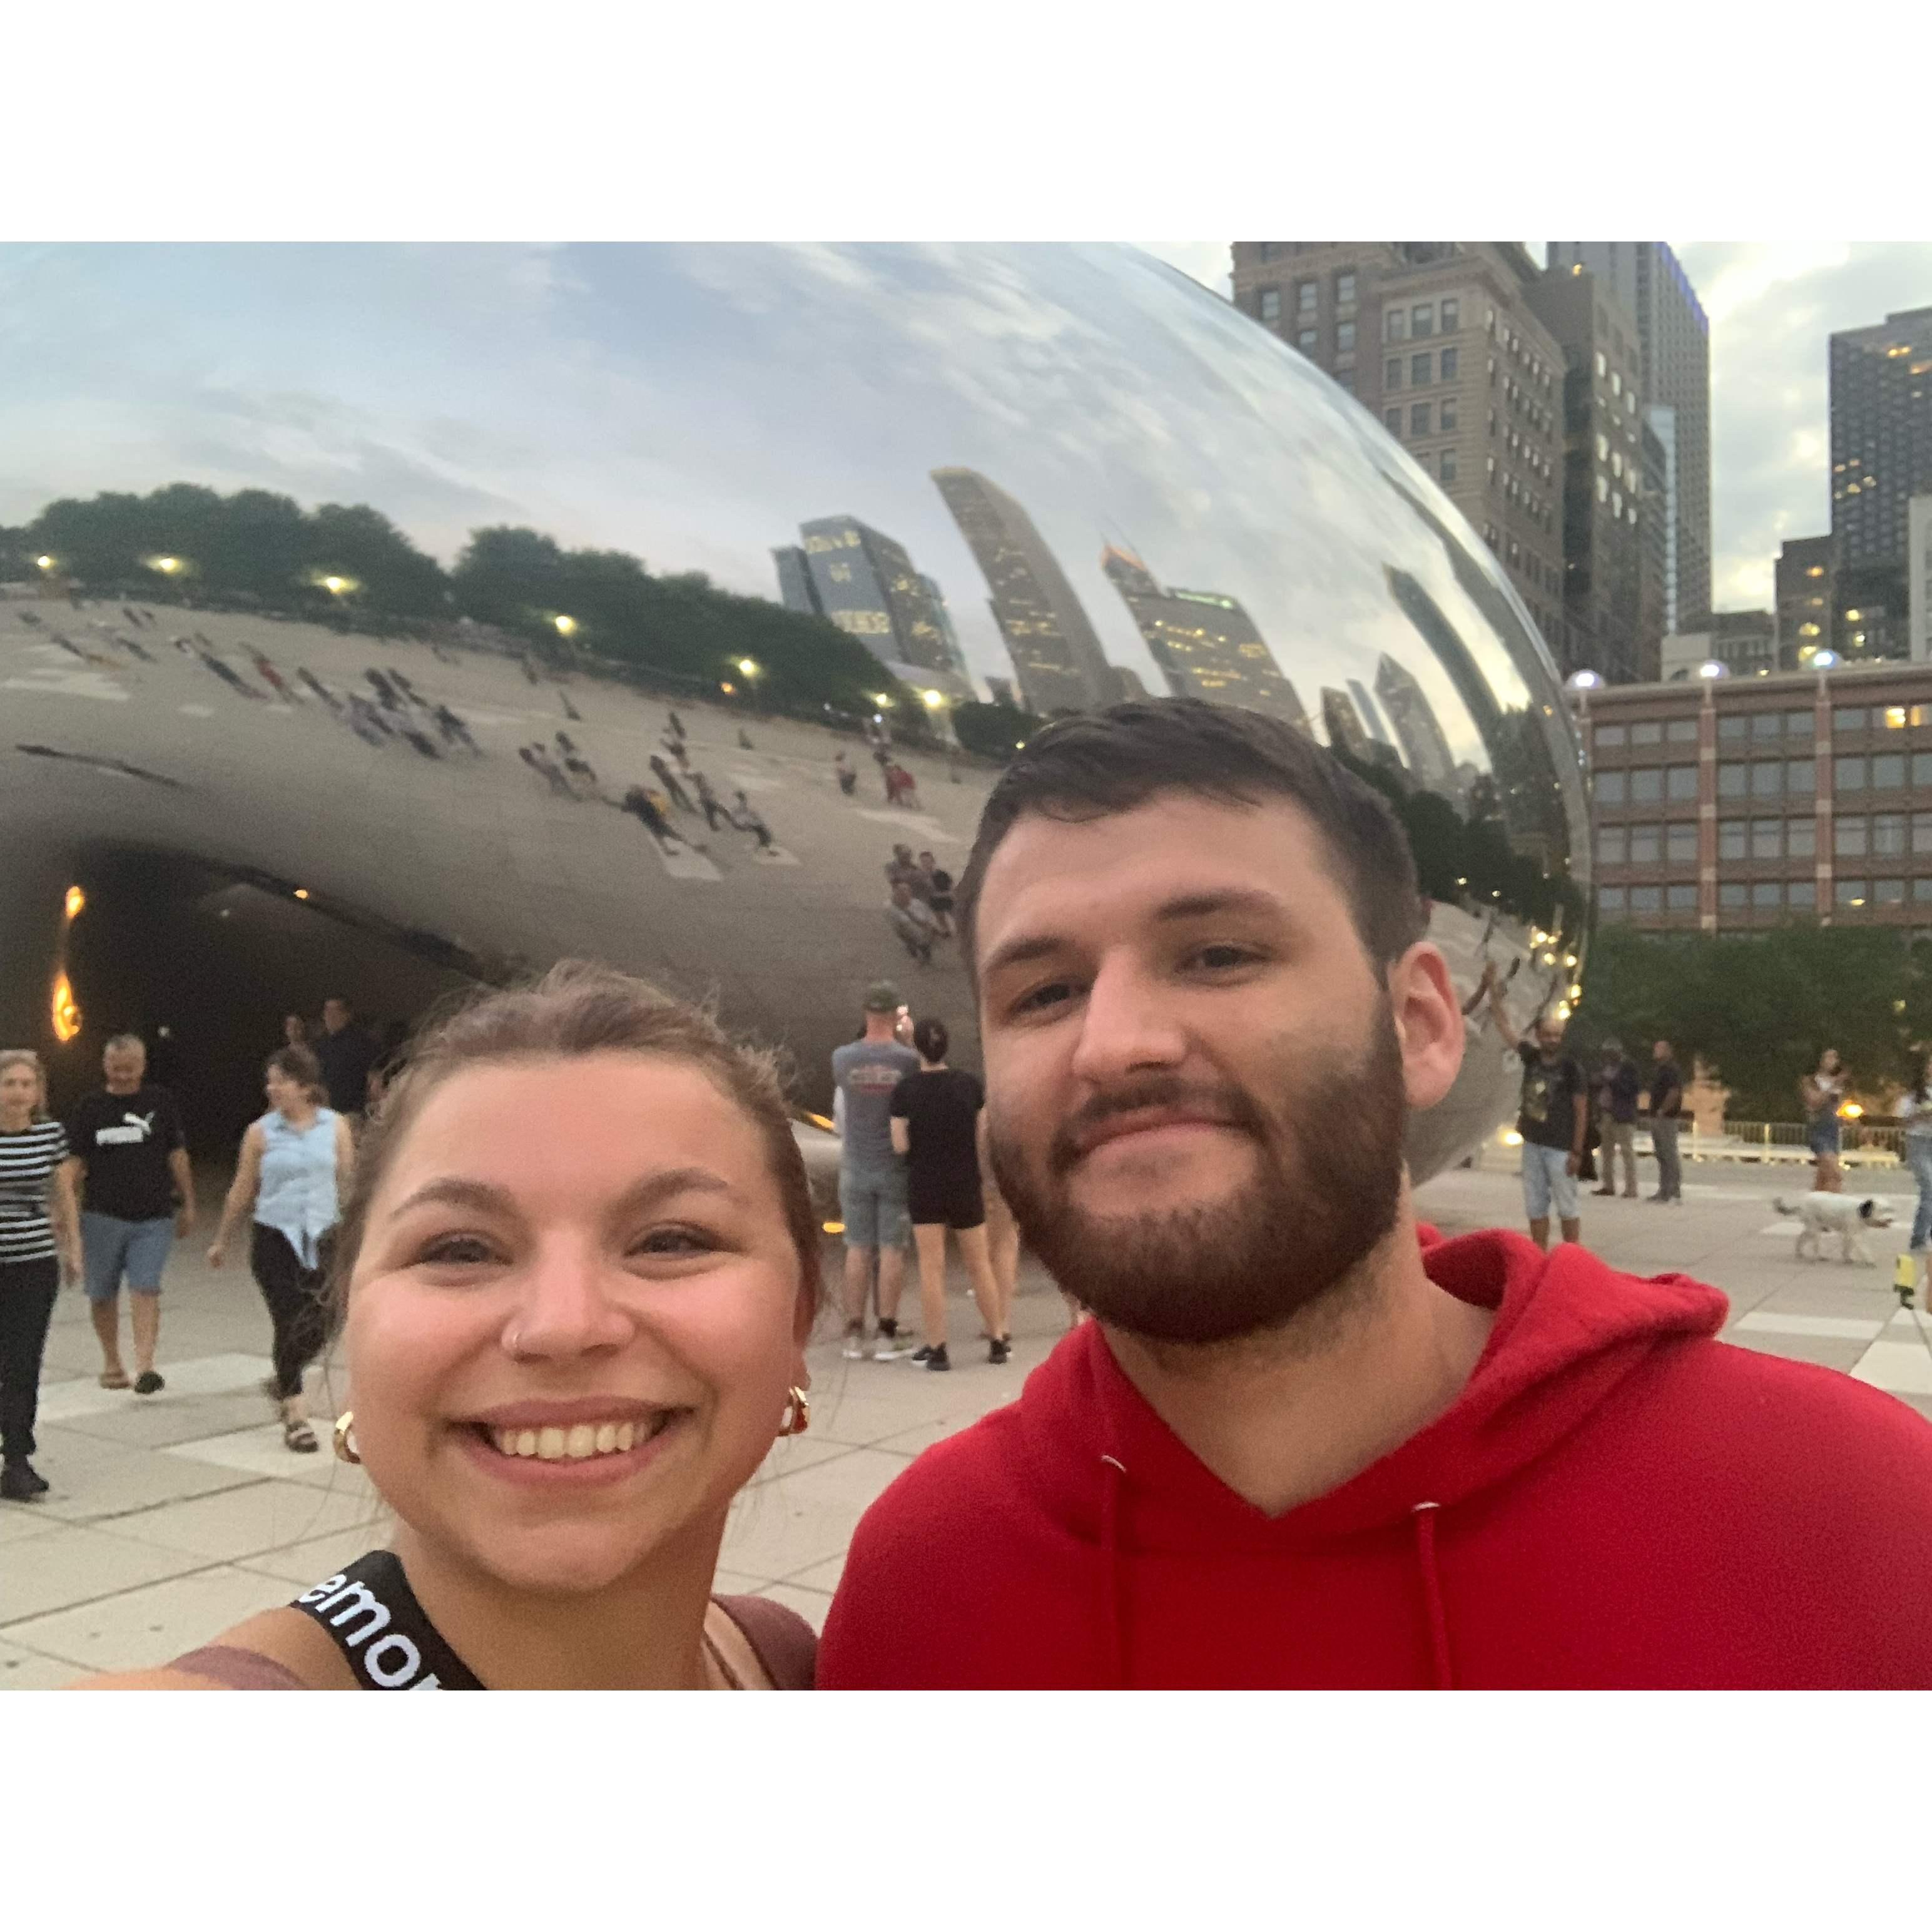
[
  {"xmin": 335, "ymin": 1114, "xmax": 356, "ymax": 1202},
  {"xmin": 889, "ymin": 1116, "xmax": 911, "ymax": 1157},
  {"xmin": 208, "ymin": 1125, "xmax": 265, "ymax": 1267},
  {"xmin": 48, "ymin": 1157, "xmax": 82, "ymax": 1285}
]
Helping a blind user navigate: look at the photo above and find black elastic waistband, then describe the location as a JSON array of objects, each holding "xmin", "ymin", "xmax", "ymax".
[{"xmin": 290, "ymin": 1549, "xmax": 484, "ymax": 1690}]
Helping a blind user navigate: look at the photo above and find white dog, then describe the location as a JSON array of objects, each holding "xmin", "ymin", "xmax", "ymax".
[{"xmin": 1772, "ymin": 1194, "xmax": 1896, "ymax": 1265}]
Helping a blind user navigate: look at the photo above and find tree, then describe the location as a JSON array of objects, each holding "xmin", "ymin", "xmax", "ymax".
[{"xmin": 952, "ymin": 701, "xmax": 1039, "ymax": 760}]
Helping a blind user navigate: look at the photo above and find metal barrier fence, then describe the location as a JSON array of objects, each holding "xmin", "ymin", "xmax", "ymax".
[{"xmin": 1717, "ymin": 1121, "xmax": 1905, "ymax": 1157}]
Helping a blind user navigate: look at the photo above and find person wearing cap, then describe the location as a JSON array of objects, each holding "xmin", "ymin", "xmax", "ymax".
[
  {"xmin": 830, "ymin": 984, "xmax": 920, "ymax": 1360},
  {"xmin": 1592, "ymin": 1039, "xmax": 1641, "ymax": 1200}
]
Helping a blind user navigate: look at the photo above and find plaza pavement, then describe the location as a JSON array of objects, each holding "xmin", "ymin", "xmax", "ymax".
[{"xmin": 3, "ymin": 1148, "xmax": 1929, "ymax": 1686}]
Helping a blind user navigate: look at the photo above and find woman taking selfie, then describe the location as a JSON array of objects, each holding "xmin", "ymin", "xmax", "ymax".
[
  {"xmin": 0, "ymin": 1050, "xmax": 83, "ymax": 1502},
  {"xmin": 207, "ymin": 1045, "xmax": 353, "ymax": 1453},
  {"xmin": 78, "ymin": 963, "xmax": 818, "ymax": 1689}
]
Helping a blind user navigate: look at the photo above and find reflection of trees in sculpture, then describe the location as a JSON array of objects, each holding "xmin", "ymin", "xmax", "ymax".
[
  {"xmin": 950, "ymin": 701, "xmax": 1038, "ymax": 759},
  {"xmin": 15, "ymin": 485, "xmax": 905, "ymax": 719}
]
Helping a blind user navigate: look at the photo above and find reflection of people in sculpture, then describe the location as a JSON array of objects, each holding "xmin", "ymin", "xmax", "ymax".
[
  {"xmin": 520, "ymin": 744, "xmax": 572, "ymax": 796},
  {"xmin": 919, "ymin": 852, "xmax": 955, "ymax": 936},
  {"xmin": 621, "ymin": 785, "xmax": 679, "ymax": 852},
  {"xmin": 738, "ymin": 727, "xmax": 755, "ymax": 751},
  {"xmin": 885, "ymin": 762, "xmax": 920, "ymax": 810},
  {"xmin": 887, "ymin": 882, "xmax": 938, "ymax": 965},
  {"xmin": 693, "ymin": 771, "xmax": 726, "ymax": 832},
  {"xmin": 835, "ymin": 751, "xmax": 858, "ymax": 796},
  {"xmin": 650, "ymin": 755, "xmax": 694, "ymax": 812},
  {"xmin": 731, "ymin": 791, "xmax": 775, "ymax": 852}
]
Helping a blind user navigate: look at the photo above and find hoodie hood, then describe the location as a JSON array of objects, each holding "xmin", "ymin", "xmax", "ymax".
[{"xmin": 1019, "ymin": 1228, "xmax": 1727, "ymax": 1558}]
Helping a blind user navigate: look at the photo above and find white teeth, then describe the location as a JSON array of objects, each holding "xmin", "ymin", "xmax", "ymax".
[
  {"xmin": 489, "ymin": 1419, "xmax": 653, "ymax": 1459},
  {"xmin": 565, "ymin": 1423, "xmax": 597, "ymax": 1460},
  {"xmin": 595, "ymin": 1423, "xmax": 618, "ymax": 1455},
  {"xmin": 536, "ymin": 1426, "xmax": 566, "ymax": 1461},
  {"xmin": 516, "ymin": 1430, "xmax": 537, "ymax": 1458},
  {"xmin": 616, "ymin": 1420, "xmax": 636, "ymax": 1452},
  {"xmin": 495, "ymin": 1429, "xmax": 517, "ymax": 1457}
]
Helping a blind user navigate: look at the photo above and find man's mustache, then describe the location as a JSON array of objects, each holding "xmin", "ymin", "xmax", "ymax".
[{"xmin": 1047, "ymin": 1077, "xmax": 1269, "ymax": 1177}]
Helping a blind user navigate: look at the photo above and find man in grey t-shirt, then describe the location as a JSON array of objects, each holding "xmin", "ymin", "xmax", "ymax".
[{"xmin": 831, "ymin": 982, "xmax": 920, "ymax": 1361}]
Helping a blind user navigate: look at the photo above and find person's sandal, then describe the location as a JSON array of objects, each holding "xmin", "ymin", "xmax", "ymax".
[{"xmin": 283, "ymin": 1417, "xmax": 319, "ymax": 1453}]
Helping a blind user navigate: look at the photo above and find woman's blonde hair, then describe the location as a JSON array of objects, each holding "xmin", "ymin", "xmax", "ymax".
[
  {"xmin": 323, "ymin": 962, "xmax": 822, "ymax": 1330},
  {"xmin": 0, "ymin": 1050, "xmax": 47, "ymax": 1119}
]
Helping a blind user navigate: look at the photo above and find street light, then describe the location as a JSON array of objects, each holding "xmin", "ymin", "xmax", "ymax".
[
  {"xmin": 920, "ymin": 689, "xmax": 947, "ymax": 709},
  {"xmin": 1567, "ymin": 669, "xmax": 1602, "ymax": 689},
  {"xmin": 737, "ymin": 658, "xmax": 759, "ymax": 679},
  {"xmin": 554, "ymin": 614, "xmax": 577, "ymax": 637},
  {"xmin": 1696, "ymin": 660, "xmax": 1726, "ymax": 679},
  {"xmin": 35, "ymin": 555, "xmax": 54, "ymax": 572},
  {"xmin": 150, "ymin": 556, "xmax": 182, "ymax": 576}
]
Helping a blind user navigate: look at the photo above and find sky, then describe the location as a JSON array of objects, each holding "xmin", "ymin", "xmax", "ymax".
[
  {"xmin": 1142, "ymin": 242, "xmax": 1932, "ymax": 612},
  {"xmin": 6, "ymin": 241, "xmax": 1930, "ymax": 628}
]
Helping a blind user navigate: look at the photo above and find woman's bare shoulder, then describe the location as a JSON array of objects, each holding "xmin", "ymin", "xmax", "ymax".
[{"xmin": 67, "ymin": 1607, "xmax": 357, "ymax": 1690}]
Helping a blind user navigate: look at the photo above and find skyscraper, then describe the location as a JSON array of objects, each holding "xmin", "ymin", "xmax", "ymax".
[
  {"xmin": 1545, "ymin": 243, "xmax": 1711, "ymax": 628},
  {"xmin": 1828, "ymin": 307, "xmax": 1932, "ymax": 663},
  {"xmin": 1099, "ymin": 544, "xmax": 1308, "ymax": 729},
  {"xmin": 1774, "ymin": 534, "xmax": 1833, "ymax": 669},
  {"xmin": 1229, "ymin": 242, "xmax": 1570, "ymax": 654},
  {"xmin": 931, "ymin": 468, "xmax": 1114, "ymax": 716},
  {"xmin": 774, "ymin": 515, "xmax": 958, "ymax": 678},
  {"xmin": 1373, "ymin": 653, "xmax": 1458, "ymax": 796}
]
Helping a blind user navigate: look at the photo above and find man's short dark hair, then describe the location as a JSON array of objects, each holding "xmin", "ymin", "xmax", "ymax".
[{"xmin": 955, "ymin": 699, "xmax": 1426, "ymax": 987}]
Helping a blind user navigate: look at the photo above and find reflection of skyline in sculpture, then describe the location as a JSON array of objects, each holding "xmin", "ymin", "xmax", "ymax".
[
  {"xmin": 1345, "ymin": 676, "xmax": 1394, "ymax": 750},
  {"xmin": 932, "ymin": 467, "xmax": 1113, "ymax": 717},
  {"xmin": 1099, "ymin": 545, "xmax": 1309, "ymax": 732},
  {"xmin": 920, "ymin": 574, "xmax": 974, "ymax": 684},
  {"xmin": 1374, "ymin": 653, "xmax": 1460, "ymax": 801},
  {"xmin": 773, "ymin": 515, "xmax": 957, "ymax": 679}
]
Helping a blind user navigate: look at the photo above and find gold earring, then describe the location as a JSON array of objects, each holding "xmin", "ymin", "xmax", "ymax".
[
  {"xmin": 778, "ymin": 1386, "xmax": 810, "ymax": 1437},
  {"xmin": 332, "ymin": 1411, "xmax": 362, "ymax": 1465}
]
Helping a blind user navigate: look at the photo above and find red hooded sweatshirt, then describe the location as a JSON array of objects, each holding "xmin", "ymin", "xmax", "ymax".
[{"xmin": 817, "ymin": 1229, "xmax": 1932, "ymax": 1687}]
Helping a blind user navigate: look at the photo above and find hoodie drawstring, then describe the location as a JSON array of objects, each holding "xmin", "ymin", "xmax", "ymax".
[
  {"xmin": 1099, "ymin": 1454, "xmax": 1128, "ymax": 1688},
  {"xmin": 1410, "ymin": 1501, "xmax": 1455, "ymax": 1689}
]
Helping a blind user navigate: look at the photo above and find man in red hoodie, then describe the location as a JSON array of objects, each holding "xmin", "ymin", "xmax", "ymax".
[{"xmin": 817, "ymin": 699, "xmax": 1932, "ymax": 1688}]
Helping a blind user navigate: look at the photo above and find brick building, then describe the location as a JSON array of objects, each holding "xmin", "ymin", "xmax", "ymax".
[{"xmin": 1574, "ymin": 661, "xmax": 1932, "ymax": 934}]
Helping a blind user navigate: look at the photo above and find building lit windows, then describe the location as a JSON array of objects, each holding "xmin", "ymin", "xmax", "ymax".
[
  {"xmin": 1596, "ymin": 474, "xmax": 1609, "ymax": 503},
  {"xmin": 1595, "ymin": 351, "xmax": 1607, "ymax": 378}
]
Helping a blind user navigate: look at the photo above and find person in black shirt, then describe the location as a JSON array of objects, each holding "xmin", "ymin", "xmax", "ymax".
[
  {"xmin": 314, "ymin": 999, "xmax": 379, "ymax": 1121},
  {"xmin": 888, "ymin": 1018, "xmax": 1009, "ymax": 1370},
  {"xmin": 1483, "ymin": 969, "xmax": 1588, "ymax": 1250},
  {"xmin": 1591, "ymin": 1040, "xmax": 1642, "ymax": 1200},
  {"xmin": 64, "ymin": 1035, "xmax": 193, "ymax": 1394},
  {"xmin": 1647, "ymin": 1040, "xmax": 1685, "ymax": 1205}
]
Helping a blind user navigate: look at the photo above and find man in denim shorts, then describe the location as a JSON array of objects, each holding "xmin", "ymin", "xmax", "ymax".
[
  {"xmin": 831, "ymin": 984, "xmax": 920, "ymax": 1360},
  {"xmin": 63, "ymin": 1035, "xmax": 194, "ymax": 1395},
  {"xmin": 1485, "ymin": 986, "xmax": 1588, "ymax": 1250}
]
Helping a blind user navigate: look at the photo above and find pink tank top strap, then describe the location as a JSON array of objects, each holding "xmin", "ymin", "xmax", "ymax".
[{"xmin": 711, "ymin": 1594, "xmax": 818, "ymax": 1689}]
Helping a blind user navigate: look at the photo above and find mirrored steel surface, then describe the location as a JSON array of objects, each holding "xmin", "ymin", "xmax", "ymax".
[{"xmin": 1, "ymin": 243, "xmax": 1587, "ymax": 1176}]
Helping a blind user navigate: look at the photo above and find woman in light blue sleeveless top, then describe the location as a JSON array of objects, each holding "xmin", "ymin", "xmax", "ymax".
[{"xmin": 207, "ymin": 1045, "xmax": 353, "ymax": 1452}]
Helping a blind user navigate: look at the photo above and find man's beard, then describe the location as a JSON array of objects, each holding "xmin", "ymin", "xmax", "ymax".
[{"xmin": 987, "ymin": 1002, "xmax": 1410, "ymax": 1346}]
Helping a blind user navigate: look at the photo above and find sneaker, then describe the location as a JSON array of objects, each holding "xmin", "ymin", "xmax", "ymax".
[
  {"xmin": 908, "ymin": 1345, "xmax": 939, "ymax": 1365},
  {"xmin": 840, "ymin": 1325, "xmax": 869, "ymax": 1361},
  {"xmin": 923, "ymin": 1344, "xmax": 952, "ymax": 1372},
  {"xmin": 873, "ymin": 1337, "xmax": 918, "ymax": 1361},
  {"xmin": 989, "ymin": 1337, "xmax": 1011, "ymax": 1366},
  {"xmin": 0, "ymin": 1460, "xmax": 47, "ymax": 1502},
  {"xmin": 133, "ymin": 1370, "xmax": 165, "ymax": 1396}
]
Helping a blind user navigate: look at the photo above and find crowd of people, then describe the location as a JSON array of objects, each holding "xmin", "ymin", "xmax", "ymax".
[
  {"xmin": 882, "ymin": 843, "xmax": 957, "ymax": 965},
  {"xmin": 8, "ymin": 696, "xmax": 1932, "ymax": 1689}
]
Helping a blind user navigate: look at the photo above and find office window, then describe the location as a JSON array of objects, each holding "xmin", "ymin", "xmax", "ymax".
[
  {"xmin": 1411, "ymin": 303, "xmax": 1435, "ymax": 337},
  {"xmin": 1913, "ymin": 753, "xmax": 1932, "ymax": 788},
  {"xmin": 1336, "ymin": 320, "xmax": 1356, "ymax": 353},
  {"xmin": 1598, "ymin": 886, "xmax": 1627, "ymax": 917},
  {"xmin": 1914, "ymin": 811, "xmax": 1932, "ymax": 853},
  {"xmin": 1385, "ymin": 407, "xmax": 1402, "ymax": 434},
  {"xmin": 1750, "ymin": 761, "xmax": 1784, "ymax": 799},
  {"xmin": 1836, "ymin": 815, "xmax": 1868, "ymax": 857},
  {"xmin": 1411, "ymin": 403, "xmax": 1431, "ymax": 436},
  {"xmin": 1665, "ymin": 765, "xmax": 1698, "ymax": 802},
  {"xmin": 1667, "ymin": 884, "xmax": 1699, "ymax": 913},
  {"xmin": 1630, "ymin": 885, "xmax": 1662, "ymax": 913},
  {"xmin": 1630, "ymin": 768, "xmax": 1664, "ymax": 804},
  {"xmin": 1440, "ymin": 450, "xmax": 1457, "ymax": 484},
  {"xmin": 1597, "ymin": 770, "xmax": 1627, "ymax": 805},
  {"xmin": 1789, "ymin": 880, "xmax": 1817, "ymax": 909},
  {"xmin": 1717, "ymin": 715, "xmax": 1747, "ymax": 742},
  {"xmin": 1259, "ymin": 287, "xmax": 1282, "ymax": 323},
  {"xmin": 1787, "ymin": 818, "xmax": 1816, "ymax": 858},
  {"xmin": 1838, "ymin": 756, "xmax": 1868, "ymax": 792},
  {"xmin": 1667, "ymin": 719, "xmax": 1699, "ymax": 744},
  {"xmin": 1411, "ymin": 352, "xmax": 1433, "ymax": 387},
  {"xmin": 1750, "ymin": 711, "xmax": 1781, "ymax": 740},
  {"xmin": 1785, "ymin": 710, "xmax": 1813, "ymax": 738},
  {"xmin": 1439, "ymin": 397, "xmax": 1457, "ymax": 432},
  {"xmin": 1878, "ymin": 878, "xmax": 1906, "ymax": 904},
  {"xmin": 1440, "ymin": 347, "xmax": 1459, "ymax": 382},
  {"xmin": 1385, "ymin": 308, "xmax": 1407, "ymax": 342},
  {"xmin": 1717, "ymin": 763, "xmax": 1747, "ymax": 799},
  {"xmin": 1628, "ymin": 823, "xmax": 1662, "ymax": 864},
  {"xmin": 1595, "ymin": 724, "xmax": 1627, "ymax": 749},
  {"xmin": 1297, "ymin": 280, "xmax": 1318, "ymax": 316},
  {"xmin": 1440, "ymin": 297, "xmax": 1459, "ymax": 331},
  {"xmin": 1719, "ymin": 882, "xmax": 1747, "ymax": 910},
  {"xmin": 1787, "ymin": 758, "xmax": 1816, "ymax": 794},
  {"xmin": 1874, "ymin": 752, "xmax": 1906, "ymax": 789},
  {"xmin": 1666, "ymin": 822, "xmax": 1699, "ymax": 864},
  {"xmin": 1597, "ymin": 826, "xmax": 1627, "ymax": 864},
  {"xmin": 1298, "ymin": 328, "xmax": 1318, "ymax": 353},
  {"xmin": 1335, "ymin": 369, "xmax": 1355, "ymax": 394},
  {"xmin": 1336, "ymin": 272, "xmax": 1356, "ymax": 307},
  {"xmin": 1626, "ymin": 721, "xmax": 1659, "ymax": 746},
  {"xmin": 1386, "ymin": 358, "xmax": 1402, "ymax": 390},
  {"xmin": 1752, "ymin": 882, "xmax": 1783, "ymax": 910},
  {"xmin": 1835, "ymin": 706, "xmax": 1868, "ymax": 732},
  {"xmin": 1874, "ymin": 811, "xmax": 1908, "ymax": 855},
  {"xmin": 1717, "ymin": 820, "xmax": 1747, "ymax": 860},
  {"xmin": 1916, "ymin": 878, "xmax": 1932, "ymax": 903},
  {"xmin": 1837, "ymin": 879, "xmax": 1870, "ymax": 907},
  {"xmin": 1751, "ymin": 818, "xmax": 1782, "ymax": 860},
  {"xmin": 1596, "ymin": 473, "xmax": 1609, "ymax": 503},
  {"xmin": 1595, "ymin": 350, "xmax": 1607, "ymax": 377}
]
